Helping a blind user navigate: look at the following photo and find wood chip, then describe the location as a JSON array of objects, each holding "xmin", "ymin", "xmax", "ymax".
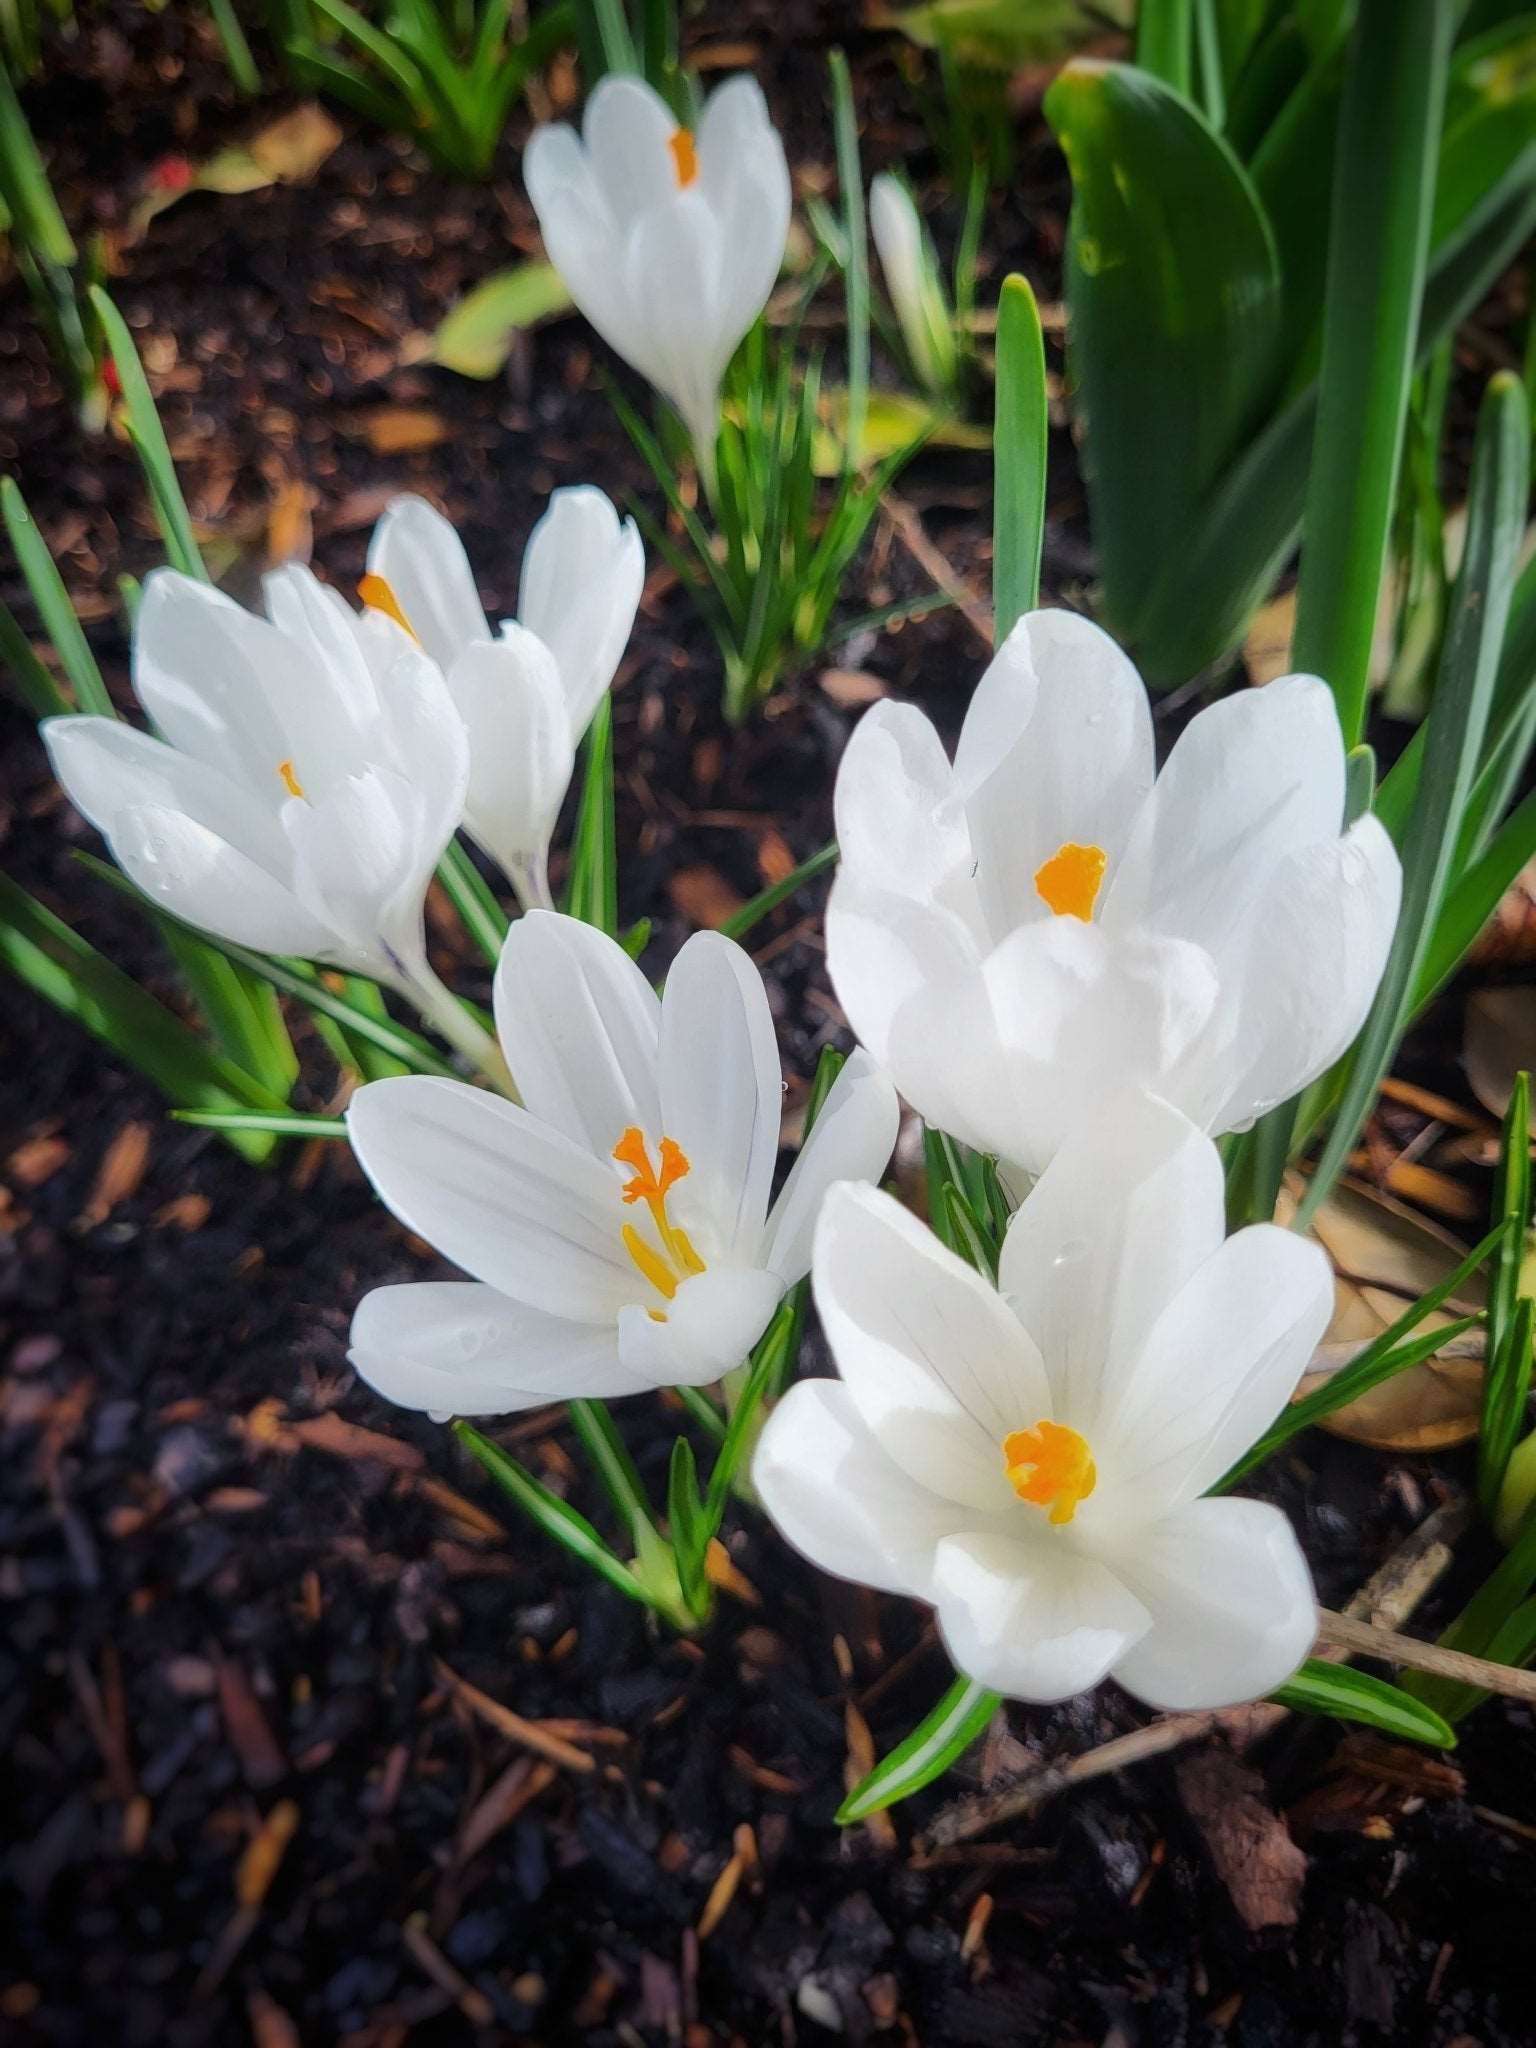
[
  {"xmin": 1176, "ymin": 1751, "xmax": 1306, "ymax": 1932},
  {"xmin": 458, "ymin": 1758, "xmax": 558, "ymax": 1863},
  {"xmin": 6, "ymin": 1134, "xmax": 70, "ymax": 1188},
  {"xmin": 668, "ymin": 865, "xmax": 747, "ymax": 931},
  {"xmin": 215, "ymin": 1656, "xmax": 288, "ymax": 1790},
  {"xmin": 695, "ymin": 1845, "xmax": 745, "ymax": 1941},
  {"xmin": 236, "ymin": 1799, "xmax": 299, "ymax": 1907},
  {"xmin": 819, "ymin": 667, "xmax": 888, "ymax": 707},
  {"xmin": 435, "ymin": 1660, "xmax": 597, "ymax": 1773},
  {"xmin": 79, "ymin": 1121, "xmax": 151, "ymax": 1226},
  {"xmin": 286, "ymin": 1411, "xmax": 425, "ymax": 1470}
]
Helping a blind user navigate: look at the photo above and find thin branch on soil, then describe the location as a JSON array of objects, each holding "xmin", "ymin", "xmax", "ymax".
[
  {"xmin": 880, "ymin": 492, "xmax": 996, "ymax": 651},
  {"xmin": 917, "ymin": 1496, "xmax": 1471, "ymax": 1851},
  {"xmin": 1314, "ymin": 1609, "xmax": 1536, "ymax": 1700}
]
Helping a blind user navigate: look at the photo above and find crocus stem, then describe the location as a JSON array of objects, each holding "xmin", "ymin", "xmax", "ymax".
[
  {"xmin": 508, "ymin": 850, "xmax": 556, "ymax": 915},
  {"xmin": 398, "ymin": 962, "xmax": 518, "ymax": 1099}
]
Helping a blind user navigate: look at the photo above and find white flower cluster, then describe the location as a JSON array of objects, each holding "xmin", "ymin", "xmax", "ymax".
[{"xmin": 43, "ymin": 72, "xmax": 1407, "ymax": 1719}]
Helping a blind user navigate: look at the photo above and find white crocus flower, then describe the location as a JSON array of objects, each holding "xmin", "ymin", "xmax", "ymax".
[
  {"xmin": 362, "ymin": 486, "xmax": 643, "ymax": 911},
  {"xmin": 755, "ymin": 1095, "xmax": 1330, "ymax": 1710},
  {"xmin": 525, "ymin": 74, "xmax": 792, "ymax": 481},
  {"xmin": 41, "ymin": 565, "xmax": 499, "ymax": 1073},
  {"xmin": 870, "ymin": 173, "xmax": 957, "ymax": 398},
  {"xmin": 827, "ymin": 611, "xmax": 1403, "ymax": 1180},
  {"xmin": 345, "ymin": 910, "xmax": 899, "ymax": 1416}
]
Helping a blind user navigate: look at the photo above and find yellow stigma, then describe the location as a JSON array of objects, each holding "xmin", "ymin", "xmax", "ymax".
[
  {"xmin": 277, "ymin": 758, "xmax": 305, "ymax": 799},
  {"xmin": 613, "ymin": 1126, "xmax": 706, "ymax": 1304},
  {"xmin": 1034, "ymin": 840, "xmax": 1107, "ymax": 921},
  {"xmin": 357, "ymin": 572, "xmax": 420, "ymax": 644},
  {"xmin": 1002, "ymin": 1419, "xmax": 1097, "ymax": 1526},
  {"xmin": 668, "ymin": 126, "xmax": 699, "ymax": 188}
]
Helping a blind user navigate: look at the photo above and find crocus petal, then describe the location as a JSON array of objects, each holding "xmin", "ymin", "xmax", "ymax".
[
  {"xmin": 887, "ymin": 918, "xmax": 1219, "ymax": 1177},
  {"xmin": 366, "ymin": 494, "xmax": 490, "ymax": 673},
  {"xmin": 99, "ymin": 800, "xmax": 334, "ymax": 959},
  {"xmin": 262, "ymin": 563, "xmax": 380, "ymax": 726},
  {"xmin": 658, "ymin": 932, "xmax": 781, "ymax": 1264},
  {"xmin": 346, "ymin": 1075, "xmax": 637, "ymax": 1321},
  {"xmin": 617, "ymin": 1264, "xmax": 783, "ymax": 1387},
  {"xmin": 1102, "ymin": 1221, "xmax": 1334, "ymax": 1510},
  {"xmin": 826, "ymin": 873, "xmax": 982, "ymax": 1071},
  {"xmin": 622, "ymin": 191, "xmax": 730, "ymax": 455},
  {"xmin": 445, "ymin": 629, "xmax": 573, "ymax": 896},
  {"xmin": 761, "ymin": 1051, "xmax": 900, "ymax": 1283},
  {"xmin": 349, "ymin": 1281, "xmax": 637, "ymax": 1419},
  {"xmin": 753, "ymin": 1378, "xmax": 977, "ymax": 1601},
  {"xmin": 1103, "ymin": 674, "xmax": 1346, "ymax": 957},
  {"xmin": 932, "ymin": 1531, "xmax": 1151, "ymax": 1704},
  {"xmin": 953, "ymin": 611, "xmax": 1154, "ymax": 942},
  {"xmin": 832, "ymin": 700, "xmax": 977, "ymax": 916},
  {"xmin": 42, "ymin": 714, "xmax": 292, "ymax": 875},
  {"xmin": 1200, "ymin": 813, "xmax": 1402, "ymax": 1134},
  {"xmin": 492, "ymin": 910, "xmax": 661, "ymax": 1156},
  {"xmin": 693, "ymin": 75, "xmax": 790, "ymax": 343},
  {"xmin": 132, "ymin": 569, "xmax": 370, "ymax": 790},
  {"xmin": 284, "ymin": 765, "xmax": 444, "ymax": 974},
  {"xmin": 1106, "ymin": 1497, "xmax": 1316, "ymax": 1711},
  {"xmin": 997, "ymin": 1093, "xmax": 1225, "ymax": 1428},
  {"xmin": 517, "ymin": 487, "xmax": 644, "ymax": 739},
  {"xmin": 584, "ymin": 73, "xmax": 687, "ymax": 228},
  {"xmin": 813, "ymin": 1182, "xmax": 1047, "ymax": 1511}
]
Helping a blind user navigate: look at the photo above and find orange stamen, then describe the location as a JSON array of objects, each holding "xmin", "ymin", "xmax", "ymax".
[
  {"xmin": 668, "ymin": 126, "xmax": 699, "ymax": 188},
  {"xmin": 277, "ymin": 758, "xmax": 305, "ymax": 799},
  {"xmin": 357, "ymin": 573, "xmax": 420, "ymax": 644},
  {"xmin": 1002, "ymin": 1419, "xmax": 1097, "ymax": 1526},
  {"xmin": 1034, "ymin": 841, "xmax": 1107, "ymax": 922},
  {"xmin": 614, "ymin": 1128, "xmax": 705, "ymax": 1300},
  {"xmin": 614, "ymin": 1127, "xmax": 690, "ymax": 1207}
]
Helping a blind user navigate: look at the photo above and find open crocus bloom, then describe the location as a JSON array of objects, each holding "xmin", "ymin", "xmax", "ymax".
[
  {"xmin": 43, "ymin": 565, "xmax": 469, "ymax": 1001},
  {"xmin": 346, "ymin": 910, "xmax": 899, "ymax": 1416},
  {"xmin": 525, "ymin": 74, "xmax": 791, "ymax": 473},
  {"xmin": 363, "ymin": 486, "xmax": 643, "ymax": 910},
  {"xmin": 754, "ymin": 1095, "xmax": 1330, "ymax": 1710},
  {"xmin": 827, "ymin": 610, "xmax": 1403, "ymax": 1179}
]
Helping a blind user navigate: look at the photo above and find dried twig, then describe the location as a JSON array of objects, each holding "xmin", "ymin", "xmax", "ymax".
[{"xmin": 1314, "ymin": 1609, "xmax": 1536, "ymax": 1700}]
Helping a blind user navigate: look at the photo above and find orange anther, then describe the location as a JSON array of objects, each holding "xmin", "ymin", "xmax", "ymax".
[
  {"xmin": 1002, "ymin": 1419, "xmax": 1097, "ymax": 1525},
  {"xmin": 668, "ymin": 127, "xmax": 699, "ymax": 188},
  {"xmin": 1034, "ymin": 841, "xmax": 1107, "ymax": 922},
  {"xmin": 357, "ymin": 573, "xmax": 419, "ymax": 643},
  {"xmin": 277, "ymin": 758, "xmax": 305, "ymax": 799}
]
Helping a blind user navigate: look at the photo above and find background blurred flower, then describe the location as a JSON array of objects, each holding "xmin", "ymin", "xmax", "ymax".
[
  {"xmin": 525, "ymin": 74, "xmax": 791, "ymax": 481},
  {"xmin": 754, "ymin": 1094, "xmax": 1330, "ymax": 1710},
  {"xmin": 364, "ymin": 486, "xmax": 643, "ymax": 910},
  {"xmin": 347, "ymin": 911, "xmax": 898, "ymax": 1415},
  {"xmin": 870, "ymin": 172, "xmax": 957, "ymax": 399},
  {"xmin": 827, "ymin": 610, "xmax": 1403, "ymax": 1178}
]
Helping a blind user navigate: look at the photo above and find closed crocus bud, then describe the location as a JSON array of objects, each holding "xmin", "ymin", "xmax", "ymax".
[
  {"xmin": 363, "ymin": 487, "xmax": 643, "ymax": 911},
  {"xmin": 826, "ymin": 611, "xmax": 1403, "ymax": 1180},
  {"xmin": 346, "ymin": 911, "xmax": 899, "ymax": 1418},
  {"xmin": 869, "ymin": 173, "xmax": 956, "ymax": 398},
  {"xmin": 755, "ymin": 1094, "xmax": 1330, "ymax": 1712},
  {"xmin": 42, "ymin": 565, "xmax": 471, "ymax": 1018},
  {"xmin": 525, "ymin": 74, "xmax": 791, "ymax": 479}
]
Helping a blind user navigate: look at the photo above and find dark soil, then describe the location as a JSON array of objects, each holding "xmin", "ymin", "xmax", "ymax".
[{"xmin": 4, "ymin": 7, "xmax": 1536, "ymax": 2045}]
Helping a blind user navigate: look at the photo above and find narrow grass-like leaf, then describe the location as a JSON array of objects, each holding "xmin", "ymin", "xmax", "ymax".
[
  {"xmin": 206, "ymin": 0, "xmax": 261, "ymax": 94},
  {"xmin": 0, "ymin": 594, "xmax": 70, "ymax": 716},
  {"xmin": 719, "ymin": 841, "xmax": 838, "ymax": 942},
  {"xmin": 1299, "ymin": 373, "xmax": 1531, "ymax": 1227},
  {"xmin": 1481, "ymin": 1292, "xmax": 1534, "ymax": 1523},
  {"xmin": 88, "ymin": 287, "xmax": 206, "ymax": 580},
  {"xmin": 1, "ymin": 478, "xmax": 112, "ymax": 714},
  {"xmin": 1271, "ymin": 1659, "xmax": 1456, "ymax": 1747},
  {"xmin": 0, "ymin": 870, "xmax": 280, "ymax": 1161},
  {"xmin": 829, "ymin": 50, "xmax": 869, "ymax": 470},
  {"xmin": 1135, "ymin": 0, "xmax": 1191, "ymax": 96},
  {"xmin": 454, "ymin": 1420, "xmax": 656, "ymax": 1610},
  {"xmin": 565, "ymin": 697, "xmax": 618, "ymax": 938},
  {"xmin": 175, "ymin": 1109, "xmax": 348, "ymax": 1137},
  {"xmin": 568, "ymin": 1396, "xmax": 660, "ymax": 1552},
  {"xmin": 436, "ymin": 839, "xmax": 509, "ymax": 969},
  {"xmin": 1289, "ymin": 0, "xmax": 1452, "ymax": 743},
  {"xmin": 0, "ymin": 58, "xmax": 76, "ymax": 266},
  {"xmin": 1488, "ymin": 1072, "xmax": 1531, "ymax": 1374},
  {"xmin": 836, "ymin": 1675, "xmax": 1000, "ymax": 1824},
  {"xmin": 702, "ymin": 1301, "xmax": 797, "ymax": 1524},
  {"xmin": 666, "ymin": 1435, "xmax": 709, "ymax": 1615},
  {"xmin": 992, "ymin": 273, "xmax": 1048, "ymax": 641}
]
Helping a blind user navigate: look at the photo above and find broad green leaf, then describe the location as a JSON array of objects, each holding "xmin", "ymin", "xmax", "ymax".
[
  {"xmin": 993, "ymin": 273, "xmax": 1048, "ymax": 639},
  {"xmin": 429, "ymin": 261, "xmax": 572, "ymax": 378},
  {"xmin": 1044, "ymin": 59, "xmax": 1282, "ymax": 662},
  {"xmin": 837, "ymin": 1675, "xmax": 1000, "ymax": 1823},
  {"xmin": 1271, "ymin": 1659, "xmax": 1457, "ymax": 1746},
  {"xmin": 1290, "ymin": 0, "xmax": 1454, "ymax": 742},
  {"xmin": 0, "ymin": 870, "xmax": 282, "ymax": 1161}
]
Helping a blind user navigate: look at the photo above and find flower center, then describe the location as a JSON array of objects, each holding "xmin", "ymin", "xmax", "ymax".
[
  {"xmin": 1034, "ymin": 840, "xmax": 1107, "ymax": 921},
  {"xmin": 277, "ymin": 758, "xmax": 305, "ymax": 799},
  {"xmin": 357, "ymin": 573, "xmax": 421, "ymax": 644},
  {"xmin": 668, "ymin": 126, "xmax": 699, "ymax": 188},
  {"xmin": 1002, "ymin": 1419, "xmax": 1097, "ymax": 1525},
  {"xmin": 613, "ymin": 1126, "xmax": 706, "ymax": 1321}
]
